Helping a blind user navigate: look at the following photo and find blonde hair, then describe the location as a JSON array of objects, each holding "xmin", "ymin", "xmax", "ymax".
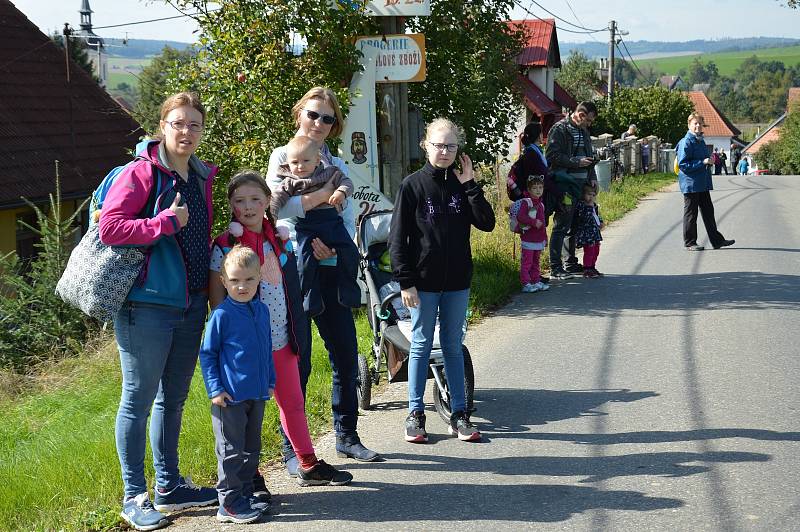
[
  {"xmin": 222, "ymin": 245, "xmax": 260, "ymax": 278},
  {"xmin": 291, "ymin": 87, "xmax": 345, "ymax": 139},
  {"xmin": 687, "ymin": 112, "xmax": 705, "ymax": 126},
  {"xmin": 421, "ymin": 118, "xmax": 465, "ymax": 149},
  {"xmin": 285, "ymin": 135, "xmax": 321, "ymax": 158},
  {"xmin": 160, "ymin": 91, "xmax": 206, "ymax": 123}
]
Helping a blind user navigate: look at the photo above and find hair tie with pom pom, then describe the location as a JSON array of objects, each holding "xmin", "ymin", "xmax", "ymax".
[{"xmin": 229, "ymin": 221, "xmax": 244, "ymax": 237}]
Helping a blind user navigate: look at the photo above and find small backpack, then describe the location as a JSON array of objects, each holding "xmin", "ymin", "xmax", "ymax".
[
  {"xmin": 508, "ymin": 197, "xmax": 533, "ymax": 234},
  {"xmin": 89, "ymin": 157, "xmax": 161, "ymax": 225}
]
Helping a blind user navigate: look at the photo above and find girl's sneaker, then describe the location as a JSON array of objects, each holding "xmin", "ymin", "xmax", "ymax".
[
  {"xmin": 583, "ymin": 268, "xmax": 599, "ymax": 279},
  {"xmin": 521, "ymin": 283, "xmax": 536, "ymax": 293},
  {"xmin": 533, "ymin": 281, "xmax": 550, "ymax": 291},
  {"xmin": 296, "ymin": 460, "xmax": 353, "ymax": 486},
  {"xmin": 121, "ymin": 493, "xmax": 168, "ymax": 532}
]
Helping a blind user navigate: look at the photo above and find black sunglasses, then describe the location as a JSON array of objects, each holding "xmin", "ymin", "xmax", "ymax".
[{"xmin": 304, "ymin": 109, "xmax": 337, "ymax": 125}]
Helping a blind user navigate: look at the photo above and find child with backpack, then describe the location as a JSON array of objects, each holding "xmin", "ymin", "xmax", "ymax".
[
  {"xmin": 513, "ymin": 175, "xmax": 549, "ymax": 293},
  {"xmin": 573, "ymin": 182, "xmax": 605, "ymax": 278}
]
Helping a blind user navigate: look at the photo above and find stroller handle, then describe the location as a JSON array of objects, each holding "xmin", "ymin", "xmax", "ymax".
[{"xmin": 378, "ymin": 289, "xmax": 402, "ymax": 320}]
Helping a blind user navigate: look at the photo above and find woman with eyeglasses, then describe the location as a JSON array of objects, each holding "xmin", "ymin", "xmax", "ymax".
[
  {"xmin": 99, "ymin": 92, "xmax": 218, "ymax": 531},
  {"xmin": 389, "ymin": 118, "xmax": 495, "ymax": 444},
  {"xmin": 265, "ymin": 87, "xmax": 380, "ymax": 475}
]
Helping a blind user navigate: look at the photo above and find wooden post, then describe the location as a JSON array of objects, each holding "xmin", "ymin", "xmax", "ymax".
[{"xmin": 377, "ymin": 16, "xmax": 410, "ymax": 201}]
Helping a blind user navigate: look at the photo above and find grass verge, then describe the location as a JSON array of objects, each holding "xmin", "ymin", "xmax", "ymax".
[{"xmin": 0, "ymin": 172, "xmax": 674, "ymax": 531}]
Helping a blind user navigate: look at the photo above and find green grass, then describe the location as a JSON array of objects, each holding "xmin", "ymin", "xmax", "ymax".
[
  {"xmin": 0, "ymin": 172, "xmax": 674, "ymax": 530},
  {"xmin": 639, "ymin": 44, "xmax": 800, "ymax": 77}
]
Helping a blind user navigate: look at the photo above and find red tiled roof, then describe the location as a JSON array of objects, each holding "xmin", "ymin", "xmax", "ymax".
[
  {"xmin": 788, "ymin": 87, "xmax": 800, "ymax": 113},
  {"xmin": 516, "ymin": 75, "xmax": 560, "ymax": 115},
  {"xmin": 743, "ymin": 114, "xmax": 785, "ymax": 155},
  {"xmin": 685, "ymin": 91, "xmax": 741, "ymax": 138},
  {"xmin": 0, "ymin": 0, "xmax": 144, "ymax": 208},
  {"xmin": 553, "ymin": 81, "xmax": 577, "ymax": 110},
  {"xmin": 506, "ymin": 19, "xmax": 560, "ymax": 68}
]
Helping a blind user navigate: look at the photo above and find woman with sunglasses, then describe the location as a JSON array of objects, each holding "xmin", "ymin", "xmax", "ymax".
[
  {"xmin": 265, "ymin": 87, "xmax": 380, "ymax": 476},
  {"xmin": 99, "ymin": 92, "xmax": 218, "ymax": 531},
  {"xmin": 389, "ymin": 118, "xmax": 495, "ymax": 444}
]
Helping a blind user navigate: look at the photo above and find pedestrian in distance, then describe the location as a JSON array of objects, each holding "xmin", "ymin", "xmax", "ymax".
[
  {"xmin": 209, "ymin": 171, "xmax": 353, "ymax": 493},
  {"xmin": 640, "ymin": 139, "xmax": 650, "ymax": 174},
  {"xmin": 621, "ymin": 123, "xmax": 637, "ymax": 140},
  {"xmin": 676, "ymin": 112, "xmax": 735, "ymax": 252},
  {"xmin": 731, "ymin": 144, "xmax": 741, "ymax": 175},
  {"xmin": 712, "ymin": 147, "xmax": 722, "ymax": 175},
  {"xmin": 737, "ymin": 157, "xmax": 749, "ymax": 175},
  {"xmin": 719, "ymin": 149, "xmax": 729, "ymax": 175},
  {"xmin": 545, "ymin": 101, "xmax": 599, "ymax": 280},
  {"xmin": 99, "ymin": 91, "xmax": 218, "ymax": 531},
  {"xmin": 266, "ymin": 86, "xmax": 380, "ymax": 470},
  {"xmin": 200, "ymin": 245, "xmax": 275, "ymax": 525},
  {"xmin": 390, "ymin": 118, "xmax": 495, "ymax": 443},
  {"xmin": 573, "ymin": 182, "xmax": 605, "ymax": 278},
  {"xmin": 516, "ymin": 175, "xmax": 549, "ymax": 293}
]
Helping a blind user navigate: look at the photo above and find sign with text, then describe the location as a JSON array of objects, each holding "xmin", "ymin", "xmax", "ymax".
[
  {"xmin": 366, "ymin": 0, "xmax": 431, "ymax": 16},
  {"xmin": 355, "ymin": 34, "xmax": 426, "ymax": 83}
]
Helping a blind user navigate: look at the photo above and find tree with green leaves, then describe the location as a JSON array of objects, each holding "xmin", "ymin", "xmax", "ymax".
[
  {"xmin": 556, "ymin": 51, "xmax": 600, "ymax": 102},
  {"xmin": 592, "ymin": 86, "xmax": 694, "ymax": 145},
  {"xmin": 51, "ymin": 31, "xmax": 97, "ymax": 82},
  {"xmin": 747, "ymin": 70, "xmax": 792, "ymax": 122},
  {"xmin": 406, "ymin": 0, "xmax": 522, "ymax": 164},
  {"xmin": 133, "ymin": 46, "xmax": 195, "ymax": 134}
]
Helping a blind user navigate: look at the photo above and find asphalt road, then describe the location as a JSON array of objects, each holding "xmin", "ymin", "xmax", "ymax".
[{"xmin": 172, "ymin": 175, "xmax": 800, "ymax": 531}]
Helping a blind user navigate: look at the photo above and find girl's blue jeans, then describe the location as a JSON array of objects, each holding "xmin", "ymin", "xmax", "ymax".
[
  {"xmin": 113, "ymin": 293, "xmax": 208, "ymax": 498},
  {"xmin": 407, "ymin": 289, "xmax": 469, "ymax": 415}
]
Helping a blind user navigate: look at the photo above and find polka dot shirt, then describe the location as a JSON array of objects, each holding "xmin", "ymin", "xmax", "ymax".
[{"xmin": 173, "ymin": 171, "xmax": 209, "ymax": 292}]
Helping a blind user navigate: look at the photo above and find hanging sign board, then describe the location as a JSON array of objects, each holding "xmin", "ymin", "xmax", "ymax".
[
  {"xmin": 366, "ymin": 0, "xmax": 431, "ymax": 16},
  {"xmin": 355, "ymin": 34, "xmax": 426, "ymax": 83}
]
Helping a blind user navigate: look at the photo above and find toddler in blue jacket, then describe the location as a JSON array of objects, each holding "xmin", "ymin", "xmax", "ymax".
[{"xmin": 199, "ymin": 245, "xmax": 275, "ymax": 525}]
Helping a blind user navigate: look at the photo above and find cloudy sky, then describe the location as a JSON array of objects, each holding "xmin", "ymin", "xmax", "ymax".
[{"xmin": 11, "ymin": 0, "xmax": 800, "ymax": 44}]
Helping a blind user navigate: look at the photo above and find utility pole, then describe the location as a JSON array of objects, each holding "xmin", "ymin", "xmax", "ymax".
[
  {"xmin": 63, "ymin": 23, "xmax": 76, "ymax": 158},
  {"xmin": 607, "ymin": 20, "xmax": 615, "ymax": 104}
]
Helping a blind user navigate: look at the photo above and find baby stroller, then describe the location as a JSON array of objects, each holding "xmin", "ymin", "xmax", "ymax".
[{"xmin": 355, "ymin": 210, "xmax": 475, "ymax": 423}]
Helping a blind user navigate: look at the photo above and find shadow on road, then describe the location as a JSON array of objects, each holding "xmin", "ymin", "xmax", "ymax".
[
  {"xmin": 500, "ymin": 271, "xmax": 800, "ymax": 318},
  {"xmin": 271, "ymin": 481, "xmax": 683, "ymax": 524}
]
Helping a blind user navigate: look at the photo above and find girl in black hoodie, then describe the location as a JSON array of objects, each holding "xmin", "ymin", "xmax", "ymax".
[{"xmin": 389, "ymin": 118, "xmax": 495, "ymax": 443}]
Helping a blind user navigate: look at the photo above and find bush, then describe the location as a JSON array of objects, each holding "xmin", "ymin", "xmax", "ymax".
[{"xmin": 0, "ymin": 176, "xmax": 97, "ymax": 370}]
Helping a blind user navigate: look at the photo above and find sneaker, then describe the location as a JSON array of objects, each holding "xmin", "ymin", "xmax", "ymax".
[
  {"xmin": 550, "ymin": 268, "xmax": 574, "ymax": 280},
  {"xmin": 153, "ymin": 476, "xmax": 217, "ymax": 512},
  {"xmin": 448, "ymin": 411, "xmax": 481, "ymax": 442},
  {"xmin": 216, "ymin": 499, "xmax": 261, "ymax": 524},
  {"xmin": 685, "ymin": 244, "xmax": 704, "ymax": 251},
  {"xmin": 583, "ymin": 268, "xmax": 599, "ymax": 279},
  {"xmin": 121, "ymin": 493, "xmax": 168, "ymax": 532},
  {"xmin": 533, "ymin": 281, "xmax": 549, "ymax": 291},
  {"xmin": 248, "ymin": 496, "xmax": 270, "ymax": 513},
  {"xmin": 404, "ymin": 411, "xmax": 428, "ymax": 443},
  {"xmin": 591, "ymin": 268, "xmax": 604, "ymax": 277},
  {"xmin": 252, "ymin": 470, "xmax": 271, "ymax": 502},
  {"xmin": 521, "ymin": 283, "xmax": 537, "ymax": 293},
  {"xmin": 296, "ymin": 460, "xmax": 354, "ymax": 487},
  {"xmin": 335, "ymin": 433, "xmax": 379, "ymax": 462},
  {"xmin": 565, "ymin": 262, "xmax": 584, "ymax": 274},
  {"xmin": 713, "ymin": 239, "xmax": 735, "ymax": 249}
]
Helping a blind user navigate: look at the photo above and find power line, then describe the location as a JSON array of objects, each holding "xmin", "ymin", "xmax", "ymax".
[
  {"xmin": 617, "ymin": 36, "xmax": 651, "ymax": 83},
  {"xmin": 91, "ymin": 11, "xmax": 214, "ymax": 30},
  {"xmin": 515, "ymin": 1, "xmax": 603, "ymax": 34},
  {"xmin": 527, "ymin": 0, "xmax": 605, "ymax": 32},
  {"xmin": 563, "ymin": 0, "xmax": 603, "ymax": 45}
]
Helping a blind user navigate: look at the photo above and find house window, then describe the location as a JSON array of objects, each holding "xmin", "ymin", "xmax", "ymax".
[{"xmin": 15, "ymin": 211, "xmax": 40, "ymax": 265}]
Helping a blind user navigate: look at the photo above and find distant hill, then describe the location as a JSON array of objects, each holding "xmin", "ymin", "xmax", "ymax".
[
  {"xmin": 638, "ymin": 44, "xmax": 800, "ymax": 77},
  {"xmin": 104, "ymin": 38, "xmax": 191, "ymax": 59},
  {"xmin": 561, "ymin": 37, "xmax": 800, "ymax": 60}
]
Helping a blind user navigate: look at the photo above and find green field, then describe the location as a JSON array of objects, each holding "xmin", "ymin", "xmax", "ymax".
[
  {"xmin": 639, "ymin": 44, "xmax": 800, "ymax": 76},
  {"xmin": 106, "ymin": 56, "xmax": 151, "ymax": 89}
]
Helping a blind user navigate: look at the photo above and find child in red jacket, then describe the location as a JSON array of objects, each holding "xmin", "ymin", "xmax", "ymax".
[{"xmin": 516, "ymin": 175, "xmax": 549, "ymax": 293}]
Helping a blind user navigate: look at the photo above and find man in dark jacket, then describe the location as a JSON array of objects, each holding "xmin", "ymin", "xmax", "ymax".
[{"xmin": 545, "ymin": 101, "xmax": 599, "ymax": 279}]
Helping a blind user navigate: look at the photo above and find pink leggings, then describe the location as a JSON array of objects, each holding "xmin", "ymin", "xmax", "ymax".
[
  {"xmin": 520, "ymin": 248, "xmax": 542, "ymax": 285},
  {"xmin": 583, "ymin": 243, "xmax": 600, "ymax": 268},
  {"xmin": 272, "ymin": 345, "xmax": 315, "ymax": 462}
]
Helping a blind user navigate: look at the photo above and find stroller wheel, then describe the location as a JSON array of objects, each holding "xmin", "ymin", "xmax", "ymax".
[
  {"xmin": 356, "ymin": 353, "xmax": 372, "ymax": 410},
  {"xmin": 433, "ymin": 346, "xmax": 475, "ymax": 424}
]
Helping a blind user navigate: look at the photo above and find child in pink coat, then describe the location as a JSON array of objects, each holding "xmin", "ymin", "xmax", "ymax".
[{"xmin": 517, "ymin": 175, "xmax": 549, "ymax": 293}]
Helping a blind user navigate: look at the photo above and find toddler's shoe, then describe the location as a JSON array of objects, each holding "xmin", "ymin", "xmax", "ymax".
[
  {"xmin": 248, "ymin": 496, "xmax": 270, "ymax": 513},
  {"xmin": 533, "ymin": 281, "xmax": 550, "ymax": 291},
  {"xmin": 521, "ymin": 283, "xmax": 537, "ymax": 293},
  {"xmin": 216, "ymin": 499, "xmax": 261, "ymax": 524},
  {"xmin": 121, "ymin": 493, "xmax": 168, "ymax": 531},
  {"xmin": 583, "ymin": 268, "xmax": 600, "ymax": 279},
  {"xmin": 296, "ymin": 460, "xmax": 353, "ymax": 487}
]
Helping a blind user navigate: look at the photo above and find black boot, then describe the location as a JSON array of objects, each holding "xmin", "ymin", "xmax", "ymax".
[{"xmin": 336, "ymin": 433, "xmax": 379, "ymax": 462}]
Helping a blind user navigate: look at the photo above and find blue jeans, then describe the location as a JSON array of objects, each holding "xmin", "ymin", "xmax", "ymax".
[
  {"xmin": 407, "ymin": 289, "xmax": 469, "ymax": 414},
  {"xmin": 113, "ymin": 293, "xmax": 208, "ymax": 498}
]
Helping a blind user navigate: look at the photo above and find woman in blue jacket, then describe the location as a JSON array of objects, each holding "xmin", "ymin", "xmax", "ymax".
[{"xmin": 676, "ymin": 112, "xmax": 735, "ymax": 251}]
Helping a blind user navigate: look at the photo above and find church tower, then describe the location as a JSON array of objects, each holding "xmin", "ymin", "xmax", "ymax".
[{"xmin": 76, "ymin": 0, "xmax": 107, "ymax": 86}]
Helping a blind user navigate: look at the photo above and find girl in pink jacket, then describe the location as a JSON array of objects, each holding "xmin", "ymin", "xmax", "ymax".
[{"xmin": 517, "ymin": 175, "xmax": 549, "ymax": 293}]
